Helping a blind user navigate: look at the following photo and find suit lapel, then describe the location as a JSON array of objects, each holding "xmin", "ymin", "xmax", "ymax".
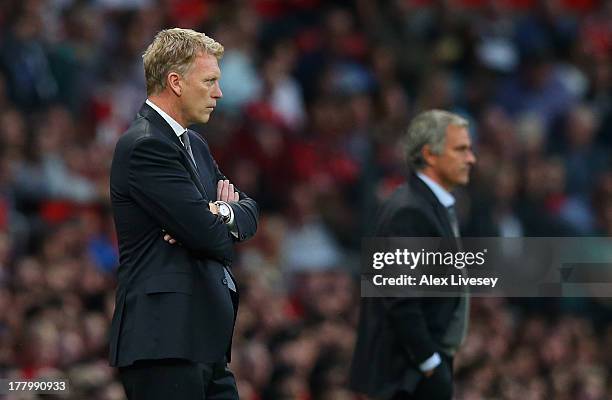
[{"xmin": 138, "ymin": 103, "xmax": 211, "ymax": 200}]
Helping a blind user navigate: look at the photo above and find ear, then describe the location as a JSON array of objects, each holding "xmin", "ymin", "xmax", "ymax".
[
  {"xmin": 421, "ymin": 144, "xmax": 437, "ymax": 167},
  {"xmin": 167, "ymin": 72, "xmax": 182, "ymax": 96}
]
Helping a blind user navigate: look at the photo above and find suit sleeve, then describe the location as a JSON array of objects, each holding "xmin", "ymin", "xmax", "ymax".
[
  {"xmin": 381, "ymin": 206, "xmax": 440, "ymax": 365},
  {"xmin": 128, "ymin": 137, "xmax": 234, "ymax": 264},
  {"xmin": 211, "ymin": 154, "xmax": 259, "ymax": 243}
]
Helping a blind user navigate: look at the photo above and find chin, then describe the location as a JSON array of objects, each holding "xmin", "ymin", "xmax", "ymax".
[{"xmin": 452, "ymin": 176, "xmax": 468, "ymax": 187}]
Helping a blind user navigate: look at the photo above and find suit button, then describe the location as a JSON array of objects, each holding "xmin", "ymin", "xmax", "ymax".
[{"xmin": 222, "ymin": 278, "xmax": 228, "ymax": 285}]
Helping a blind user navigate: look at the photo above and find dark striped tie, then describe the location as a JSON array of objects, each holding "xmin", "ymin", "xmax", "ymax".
[
  {"xmin": 181, "ymin": 130, "xmax": 198, "ymax": 169},
  {"xmin": 447, "ymin": 205, "xmax": 460, "ymax": 238},
  {"xmin": 181, "ymin": 130, "xmax": 236, "ymax": 292}
]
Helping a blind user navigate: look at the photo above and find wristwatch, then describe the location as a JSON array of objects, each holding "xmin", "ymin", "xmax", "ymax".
[{"xmin": 215, "ymin": 201, "xmax": 232, "ymax": 224}]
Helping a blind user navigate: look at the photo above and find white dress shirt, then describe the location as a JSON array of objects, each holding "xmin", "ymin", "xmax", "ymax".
[{"xmin": 417, "ymin": 172, "xmax": 455, "ymax": 208}]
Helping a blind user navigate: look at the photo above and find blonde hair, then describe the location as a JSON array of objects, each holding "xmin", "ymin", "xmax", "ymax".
[{"xmin": 143, "ymin": 28, "xmax": 224, "ymax": 96}]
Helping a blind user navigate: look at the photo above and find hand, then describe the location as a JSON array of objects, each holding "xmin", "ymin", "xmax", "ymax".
[
  {"xmin": 423, "ymin": 368, "xmax": 436, "ymax": 378},
  {"xmin": 419, "ymin": 360, "xmax": 452, "ymax": 398},
  {"xmin": 162, "ymin": 230, "xmax": 177, "ymax": 245},
  {"xmin": 217, "ymin": 179, "xmax": 239, "ymax": 202},
  {"xmin": 209, "ymin": 202, "xmax": 219, "ymax": 215}
]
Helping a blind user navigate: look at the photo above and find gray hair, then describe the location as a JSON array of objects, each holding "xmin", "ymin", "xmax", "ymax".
[
  {"xmin": 404, "ymin": 110, "xmax": 469, "ymax": 170},
  {"xmin": 143, "ymin": 28, "xmax": 224, "ymax": 96}
]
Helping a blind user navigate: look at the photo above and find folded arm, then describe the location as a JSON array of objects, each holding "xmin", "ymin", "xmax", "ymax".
[{"xmin": 128, "ymin": 137, "xmax": 234, "ymax": 264}]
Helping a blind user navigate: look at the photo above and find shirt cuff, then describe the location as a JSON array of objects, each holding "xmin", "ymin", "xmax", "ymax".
[{"xmin": 419, "ymin": 352, "xmax": 441, "ymax": 372}]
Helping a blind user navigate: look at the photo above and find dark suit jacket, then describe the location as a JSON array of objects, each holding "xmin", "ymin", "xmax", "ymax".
[
  {"xmin": 108, "ymin": 103, "xmax": 258, "ymax": 367},
  {"xmin": 349, "ymin": 173, "xmax": 461, "ymax": 399}
]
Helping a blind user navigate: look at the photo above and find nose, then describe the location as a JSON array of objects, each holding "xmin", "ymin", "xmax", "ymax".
[
  {"xmin": 466, "ymin": 150, "xmax": 476, "ymax": 165},
  {"xmin": 212, "ymin": 81, "xmax": 223, "ymax": 99}
]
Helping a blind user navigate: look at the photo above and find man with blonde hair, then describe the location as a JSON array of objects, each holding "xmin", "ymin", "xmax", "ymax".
[{"xmin": 109, "ymin": 28, "xmax": 258, "ymax": 399}]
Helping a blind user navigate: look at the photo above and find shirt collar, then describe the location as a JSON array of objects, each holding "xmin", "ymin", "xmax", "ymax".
[
  {"xmin": 416, "ymin": 172, "xmax": 455, "ymax": 208},
  {"xmin": 145, "ymin": 99, "xmax": 186, "ymax": 138}
]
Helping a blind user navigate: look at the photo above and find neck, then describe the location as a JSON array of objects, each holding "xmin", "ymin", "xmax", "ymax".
[
  {"xmin": 148, "ymin": 94, "xmax": 187, "ymax": 127},
  {"xmin": 418, "ymin": 167, "xmax": 454, "ymax": 192}
]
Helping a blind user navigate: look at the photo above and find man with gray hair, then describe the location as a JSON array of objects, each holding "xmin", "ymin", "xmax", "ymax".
[
  {"xmin": 108, "ymin": 28, "xmax": 258, "ymax": 399},
  {"xmin": 350, "ymin": 110, "xmax": 475, "ymax": 400}
]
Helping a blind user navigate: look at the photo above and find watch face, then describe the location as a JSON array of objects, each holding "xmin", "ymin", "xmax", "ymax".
[{"xmin": 220, "ymin": 204, "xmax": 230, "ymax": 217}]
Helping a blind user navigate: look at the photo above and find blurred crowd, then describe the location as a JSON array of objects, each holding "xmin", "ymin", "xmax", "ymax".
[{"xmin": 0, "ymin": 0, "xmax": 611, "ymax": 399}]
